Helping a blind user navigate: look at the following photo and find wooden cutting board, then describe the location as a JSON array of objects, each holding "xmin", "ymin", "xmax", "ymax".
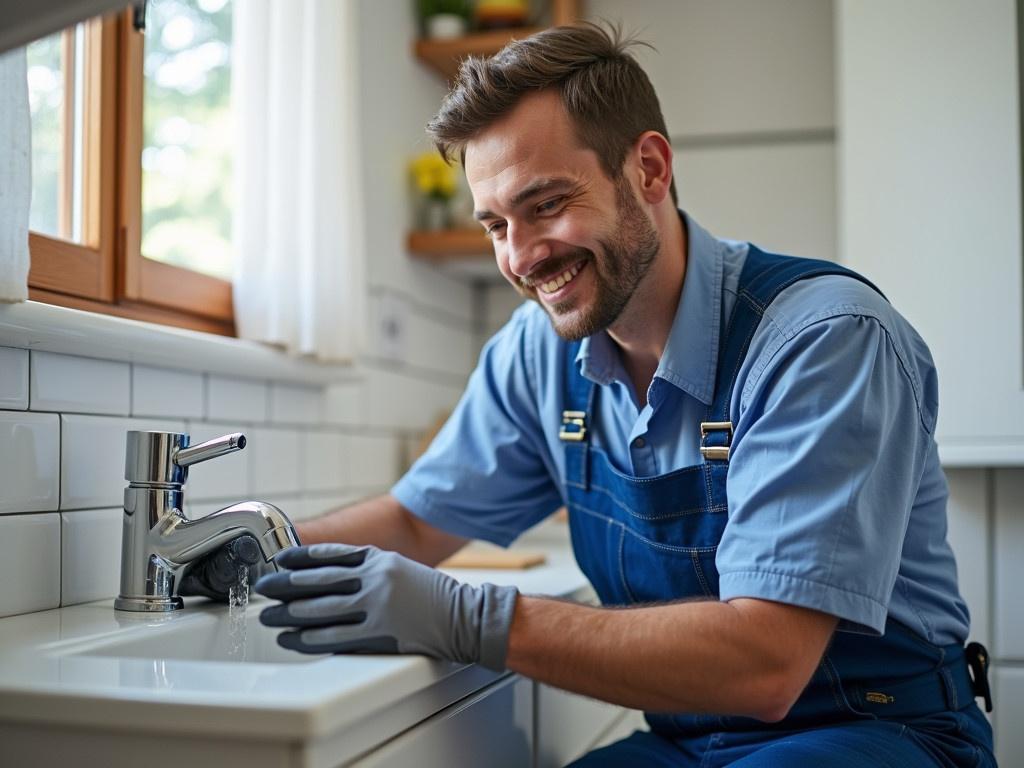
[{"xmin": 440, "ymin": 549, "xmax": 547, "ymax": 570}]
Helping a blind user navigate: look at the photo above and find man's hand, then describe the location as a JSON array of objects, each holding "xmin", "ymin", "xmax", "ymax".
[
  {"xmin": 254, "ymin": 543, "xmax": 518, "ymax": 671},
  {"xmin": 179, "ymin": 535, "xmax": 268, "ymax": 602}
]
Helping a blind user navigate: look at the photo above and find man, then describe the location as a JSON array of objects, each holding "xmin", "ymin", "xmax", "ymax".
[{"xmin": 248, "ymin": 24, "xmax": 995, "ymax": 766}]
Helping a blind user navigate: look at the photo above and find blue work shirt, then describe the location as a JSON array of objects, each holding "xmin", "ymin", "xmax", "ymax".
[{"xmin": 392, "ymin": 213, "xmax": 970, "ymax": 645}]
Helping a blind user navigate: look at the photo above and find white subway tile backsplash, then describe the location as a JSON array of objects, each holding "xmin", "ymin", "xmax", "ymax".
[
  {"xmin": 324, "ymin": 380, "xmax": 364, "ymax": 427},
  {"xmin": 61, "ymin": 415, "xmax": 132, "ymax": 510},
  {"xmin": 269, "ymin": 384, "xmax": 324, "ymax": 426},
  {"xmin": 31, "ymin": 352, "xmax": 130, "ymax": 415},
  {"xmin": 0, "ymin": 347, "xmax": 29, "ymax": 409},
  {"xmin": 61, "ymin": 508, "xmax": 122, "ymax": 605},
  {"xmin": 247, "ymin": 427, "xmax": 302, "ymax": 497},
  {"xmin": 302, "ymin": 431, "xmax": 348, "ymax": 493},
  {"xmin": 405, "ymin": 312, "xmax": 475, "ymax": 378},
  {"xmin": 994, "ymin": 666, "xmax": 1024, "ymax": 766},
  {"xmin": 188, "ymin": 500, "xmax": 223, "ymax": 519},
  {"xmin": 295, "ymin": 493, "xmax": 352, "ymax": 523},
  {"xmin": 132, "ymin": 365, "xmax": 204, "ymax": 419},
  {"xmin": 0, "ymin": 412, "xmax": 60, "ymax": 514},
  {"xmin": 359, "ymin": 365, "xmax": 462, "ymax": 432},
  {"xmin": 994, "ymin": 469, "xmax": 1024, "ymax": 659},
  {"xmin": 945, "ymin": 469, "xmax": 990, "ymax": 649},
  {"xmin": 61, "ymin": 416, "xmax": 185, "ymax": 510},
  {"xmin": 182, "ymin": 423, "xmax": 250, "ymax": 502},
  {"xmin": 349, "ymin": 433, "xmax": 399, "ymax": 490},
  {"xmin": 207, "ymin": 376, "xmax": 268, "ymax": 424},
  {"xmin": 0, "ymin": 513, "xmax": 60, "ymax": 617},
  {"xmin": 483, "ymin": 285, "xmax": 523, "ymax": 340}
]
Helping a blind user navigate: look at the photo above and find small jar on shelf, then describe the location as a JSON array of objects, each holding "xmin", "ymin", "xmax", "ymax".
[{"xmin": 418, "ymin": 0, "xmax": 473, "ymax": 39}]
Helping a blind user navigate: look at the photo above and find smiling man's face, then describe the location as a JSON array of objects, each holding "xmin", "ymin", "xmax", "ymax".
[{"xmin": 464, "ymin": 89, "xmax": 660, "ymax": 341}]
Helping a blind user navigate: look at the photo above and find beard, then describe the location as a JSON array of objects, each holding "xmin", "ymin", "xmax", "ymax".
[{"xmin": 518, "ymin": 178, "xmax": 660, "ymax": 341}]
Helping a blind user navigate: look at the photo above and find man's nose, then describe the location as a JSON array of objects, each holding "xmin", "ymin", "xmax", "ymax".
[{"xmin": 506, "ymin": 222, "xmax": 551, "ymax": 280}]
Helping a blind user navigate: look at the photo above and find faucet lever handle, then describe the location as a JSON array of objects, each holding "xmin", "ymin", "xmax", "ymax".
[{"xmin": 174, "ymin": 433, "xmax": 247, "ymax": 468}]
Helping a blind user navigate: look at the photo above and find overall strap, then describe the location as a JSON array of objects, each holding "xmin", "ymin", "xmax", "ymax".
[
  {"xmin": 561, "ymin": 340, "xmax": 597, "ymax": 490},
  {"xmin": 703, "ymin": 246, "xmax": 887, "ymax": 458}
]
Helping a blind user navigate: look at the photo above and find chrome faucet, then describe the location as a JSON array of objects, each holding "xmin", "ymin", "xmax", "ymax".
[{"xmin": 115, "ymin": 430, "xmax": 300, "ymax": 612}]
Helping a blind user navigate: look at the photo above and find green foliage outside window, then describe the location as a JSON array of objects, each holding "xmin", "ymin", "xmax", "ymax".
[{"xmin": 142, "ymin": 0, "xmax": 234, "ymax": 281}]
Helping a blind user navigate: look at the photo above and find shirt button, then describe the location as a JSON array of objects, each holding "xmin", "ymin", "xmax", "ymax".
[{"xmin": 633, "ymin": 437, "xmax": 646, "ymax": 448}]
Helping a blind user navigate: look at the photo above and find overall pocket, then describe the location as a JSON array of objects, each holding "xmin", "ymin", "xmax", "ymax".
[
  {"xmin": 619, "ymin": 521, "xmax": 725, "ymax": 603},
  {"xmin": 568, "ymin": 456, "xmax": 729, "ymax": 605}
]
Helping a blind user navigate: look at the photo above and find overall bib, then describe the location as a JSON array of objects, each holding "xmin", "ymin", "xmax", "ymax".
[{"xmin": 562, "ymin": 247, "xmax": 995, "ymax": 767}]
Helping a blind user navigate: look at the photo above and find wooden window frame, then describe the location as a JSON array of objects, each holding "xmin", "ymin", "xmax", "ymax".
[{"xmin": 27, "ymin": 10, "xmax": 235, "ymax": 337}]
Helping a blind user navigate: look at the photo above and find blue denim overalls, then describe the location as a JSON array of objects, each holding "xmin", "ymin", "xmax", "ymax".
[{"xmin": 562, "ymin": 246, "xmax": 995, "ymax": 766}]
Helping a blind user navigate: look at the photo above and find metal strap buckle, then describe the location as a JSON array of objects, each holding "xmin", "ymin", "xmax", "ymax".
[
  {"xmin": 559, "ymin": 410, "xmax": 587, "ymax": 442},
  {"xmin": 699, "ymin": 421, "xmax": 733, "ymax": 461}
]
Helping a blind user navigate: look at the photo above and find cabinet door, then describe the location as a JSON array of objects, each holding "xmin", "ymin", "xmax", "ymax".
[
  {"xmin": 535, "ymin": 684, "xmax": 637, "ymax": 768},
  {"xmin": 349, "ymin": 676, "xmax": 532, "ymax": 768}
]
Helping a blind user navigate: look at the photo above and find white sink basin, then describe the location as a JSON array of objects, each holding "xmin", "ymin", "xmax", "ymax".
[{"xmin": 72, "ymin": 604, "xmax": 322, "ymax": 665}]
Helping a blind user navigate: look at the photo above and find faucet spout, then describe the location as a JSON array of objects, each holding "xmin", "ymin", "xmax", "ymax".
[{"xmin": 156, "ymin": 501, "xmax": 299, "ymax": 567}]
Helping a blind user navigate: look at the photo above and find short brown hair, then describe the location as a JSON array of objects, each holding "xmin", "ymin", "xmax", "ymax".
[{"xmin": 427, "ymin": 22, "xmax": 677, "ymax": 204}]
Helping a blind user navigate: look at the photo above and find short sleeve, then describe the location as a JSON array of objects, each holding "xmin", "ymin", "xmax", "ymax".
[
  {"xmin": 391, "ymin": 309, "xmax": 563, "ymax": 546},
  {"xmin": 716, "ymin": 313, "xmax": 930, "ymax": 634}
]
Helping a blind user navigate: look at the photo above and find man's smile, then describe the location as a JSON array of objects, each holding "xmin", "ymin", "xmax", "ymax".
[{"xmin": 523, "ymin": 259, "xmax": 588, "ymax": 301}]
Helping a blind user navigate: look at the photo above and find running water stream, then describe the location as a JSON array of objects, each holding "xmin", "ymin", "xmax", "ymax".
[{"xmin": 227, "ymin": 565, "xmax": 249, "ymax": 661}]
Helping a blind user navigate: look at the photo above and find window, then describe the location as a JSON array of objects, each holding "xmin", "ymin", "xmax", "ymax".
[{"xmin": 26, "ymin": 6, "xmax": 235, "ymax": 336}]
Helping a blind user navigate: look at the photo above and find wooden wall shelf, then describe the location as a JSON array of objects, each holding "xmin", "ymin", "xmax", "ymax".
[
  {"xmin": 413, "ymin": 0, "xmax": 580, "ymax": 81},
  {"xmin": 407, "ymin": 229, "xmax": 501, "ymax": 281},
  {"xmin": 415, "ymin": 28, "xmax": 544, "ymax": 81},
  {"xmin": 407, "ymin": 229, "xmax": 491, "ymax": 260}
]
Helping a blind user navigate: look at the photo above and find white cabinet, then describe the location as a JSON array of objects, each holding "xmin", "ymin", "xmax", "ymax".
[
  {"xmin": 836, "ymin": 0, "xmax": 1024, "ymax": 464},
  {"xmin": 535, "ymin": 684, "xmax": 639, "ymax": 768},
  {"xmin": 347, "ymin": 677, "xmax": 640, "ymax": 768},
  {"xmin": 349, "ymin": 675, "xmax": 533, "ymax": 768}
]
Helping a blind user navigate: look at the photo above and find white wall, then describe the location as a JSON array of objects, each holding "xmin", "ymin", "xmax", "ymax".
[{"xmin": 589, "ymin": 0, "xmax": 837, "ymax": 259}]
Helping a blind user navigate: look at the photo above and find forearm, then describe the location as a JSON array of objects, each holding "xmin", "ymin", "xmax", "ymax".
[
  {"xmin": 295, "ymin": 494, "xmax": 467, "ymax": 566},
  {"xmin": 505, "ymin": 595, "xmax": 837, "ymax": 721}
]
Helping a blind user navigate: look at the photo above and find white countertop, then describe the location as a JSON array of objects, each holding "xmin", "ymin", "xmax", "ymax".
[{"xmin": 0, "ymin": 524, "xmax": 588, "ymax": 750}]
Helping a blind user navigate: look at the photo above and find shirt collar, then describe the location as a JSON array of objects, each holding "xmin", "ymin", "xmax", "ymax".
[{"xmin": 576, "ymin": 211, "xmax": 724, "ymax": 405}]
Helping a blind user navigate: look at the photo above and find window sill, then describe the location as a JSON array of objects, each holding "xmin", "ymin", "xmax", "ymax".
[{"xmin": 0, "ymin": 301, "xmax": 356, "ymax": 384}]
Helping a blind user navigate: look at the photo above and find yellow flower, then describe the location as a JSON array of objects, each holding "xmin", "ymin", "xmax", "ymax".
[{"xmin": 410, "ymin": 151, "xmax": 457, "ymax": 200}]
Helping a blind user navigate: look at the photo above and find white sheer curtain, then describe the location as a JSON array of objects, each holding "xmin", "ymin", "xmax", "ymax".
[
  {"xmin": 231, "ymin": 0, "xmax": 366, "ymax": 360},
  {"xmin": 0, "ymin": 48, "xmax": 31, "ymax": 303}
]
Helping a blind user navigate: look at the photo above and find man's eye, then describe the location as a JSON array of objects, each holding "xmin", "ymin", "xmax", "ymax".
[
  {"xmin": 486, "ymin": 222, "xmax": 507, "ymax": 238},
  {"xmin": 537, "ymin": 197, "xmax": 564, "ymax": 214}
]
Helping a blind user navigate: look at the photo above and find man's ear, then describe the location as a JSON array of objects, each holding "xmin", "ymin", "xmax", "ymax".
[{"xmin": 632, "ymin": 131, "xmax": 674, "ymax": 205}]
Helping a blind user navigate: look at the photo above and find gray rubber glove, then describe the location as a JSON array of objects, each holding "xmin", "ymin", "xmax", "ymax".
[
  {"xmin": 179, "ymin": 534, "xmax": 271, "ymax": 602},
  {"xmin": 254, "ymin": 543, "xmax": 519, "ymax": 671}
]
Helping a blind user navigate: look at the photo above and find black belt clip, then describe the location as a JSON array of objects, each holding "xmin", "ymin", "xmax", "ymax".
[{"xmin": 965, "ymin": 641, "xmax": 993, "ymax": 713}]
